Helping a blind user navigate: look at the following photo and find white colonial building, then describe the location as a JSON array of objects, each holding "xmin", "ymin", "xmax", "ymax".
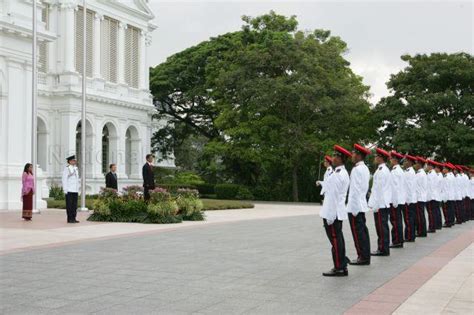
[{"xmin": 0, "ymin": 0, "xmax": 173, "ymax": 210}]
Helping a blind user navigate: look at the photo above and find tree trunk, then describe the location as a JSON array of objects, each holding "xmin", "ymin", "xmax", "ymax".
[{"xmin": 292, "ymin": 165, "xmax": 299, "ymax": 202}]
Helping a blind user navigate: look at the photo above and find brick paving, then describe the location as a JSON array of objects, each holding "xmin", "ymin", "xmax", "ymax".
[{"xmin": 0, "ymin": 207, "xmax": 472, "ymax": 314}]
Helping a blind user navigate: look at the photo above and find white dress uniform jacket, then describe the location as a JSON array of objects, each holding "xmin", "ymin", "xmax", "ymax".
[
  {"xmin": 346, "ymin": 161, "xmax": 370, "ymax": 215},
  {"xmin": 415, "ymin": 168, "xmax": 428, "ymax": 202},
  {"xmin": 320, "ymin": 167, "xmax": 334, "ymax": 195},
  {"xmin": 404, "ymin": 167, "xmax": 417, "ymax": 204},
  {"xmin": 454, "ymin": 174, "xmax": 462, "ymax": 201},
  {"xmin": 368, "ymin": 163, "xmax": 391, "ymax": 211},
  {"xmin": 444, "ymin": 172, "xmax": 456, "ymax": 202},
  {"xmin": 319, "ymin": 165, "xmax": 350, "ymax": 223},
  {"xmin": 470, "ymin": 176, "xmax": 474, "ymax": 199},
  {"xmin": 434, "ymin": 172, "xmax": 443, "ymax": 202},
  {"xmin": 426, "ymin": 170, "xmax": 438, "ymax": 201},
  {"xmin": 461, "ymin": 173, "xmax": 469, "ymax": 198},
  {"xmin": 390, "ymin": 164, "xmax": 406, "ymax": 207},
  {"xmin": 62, "ymin": 165, "xmax": 80, "ymax": 193}
]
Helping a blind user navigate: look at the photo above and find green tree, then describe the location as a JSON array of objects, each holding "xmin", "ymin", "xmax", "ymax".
[
  {"xmin": 150, "ymin": 11, "xmax": 373, "ymax": 201},
  {"xmin": 373, "ymin": 53, "xmax": 474, "ymax": 163}
]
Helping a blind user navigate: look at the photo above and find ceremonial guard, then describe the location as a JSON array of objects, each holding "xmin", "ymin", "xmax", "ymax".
[
  {"xmin": 469, "ymin": 168, "xmax": 474, "ymax": 220},
  {"xmin": 458, "ymin": 166, "xmax": 470, "ymax": 222},
  {"xmin": 425, "ymin": 160, "xmax": 438, "ymax": 233},
  {"xmin": 414, "ymin": 157, "xmax": 428, "ymax": 237},
  {"xmin": 403, "ymin": 155, "xmax": 418, "ymax": 242},
  {"xmin": 317, "ymin": 155, "xmax": 334, "ymax": 196},
  {"xmin": 368, "ymin": 148, "xmax": 392, "ymax": 256},
  {"xmin": 452, "ymin": 166, "xmax": 463, "ymax": 224},
  {"xmin": 433, "ymin": 162, "xmax": 444, "ymax": 229},
  {"xmin": 388, "ymin": 151, "xmax": 406, "ymax": 248},
  {"xmin": 441, "ymin": 163, "xmax": 456, "ymax": 227},
  {"xmin": 62, "ymin": 155, "xmax": 80, "ymax": 224},
  {"xmin": 319, "ymin": 145, "xmax": 351, "ymax": 277},
  {"xmin": 347, "ymin": 144, "xmax": 372, "ymax": 265}
]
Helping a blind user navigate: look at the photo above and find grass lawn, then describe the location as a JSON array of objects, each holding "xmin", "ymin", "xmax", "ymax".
[{"xmin": 45, "ymin": 198, "xmax": 254, "ymax": 211}]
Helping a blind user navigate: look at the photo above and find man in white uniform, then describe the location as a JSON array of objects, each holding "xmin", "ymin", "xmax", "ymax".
[
  {"xmin": 347, "ymin": 144, "xmax": 372, "ymax": 265},
  {"xmin": 403, "ymin": 155, "xmax": 418, "ymax": 242},
  {"xmin": 368, "ymin": 148, "xmax": 392, "ymax": 256},
  {"xmin": 319, "ymin": 145, "xmax": 351, "ymax": 277},
  {"xmin": 62, "ymin": 155, "xmax": 80, "ymax": 223},
  {"xmin": 441, "ymin": 163, "xmax": 456, "ymax": 227},
  {"xmin": 433, "ymin": 161, "xmax": 444, "ymax": 230},
  {"xmin": 388, "ymin": 151, "xmax": 406, "ymax": 248},
  {"xmin": 425, "ymin": 160, "xmax": 438, "ymax": 233},
  {"xmin": 469, "ymin": 168, "xmax": 474, "ymax": 220},
  {"xmin": 458, "ymin": 166, "xmax": 470, "ymax": 222},
  {"xmin": 452, "ymin": 166, "xmax": 463, "ymax": 224},
  {"xmin": 414, "ymin": 157, "xmax": 428, "ymax": 237}
]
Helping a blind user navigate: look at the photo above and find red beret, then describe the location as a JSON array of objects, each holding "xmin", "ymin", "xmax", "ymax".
[
  {"xmin": 334, "ymin": 145, "xmax": 352, "ymax": 158},
  {"xmin": 353, "ymin": 144, "xmax": 370, "ymax": 155},
  {"xmin": 405, "ymin": 154, "xmax": 417, "ymax": 162},
  {"xmin": 390, "ymin": 151, "xmax": 404, "ymax": 160},
  {"xmin": 324, "ymin": 155, "xmax": 332, "ymax": 163},
  {"xmin": 426, "ymin": 159, "xmax": 437, "ymax": 166},
  {"xmin": 455, "ymin": 165, "xmax": 464, "ymax": 172},
  {"xmin": 446, "ymin": 163, "xmax": 456, "ymax": 170},
  {"xmin": 416, "ymin": 156, "xmax": 426, "ymax": 164},
  {"xmin": 375, "ymin": 148, "xmax": 390, "ymax": 158}
]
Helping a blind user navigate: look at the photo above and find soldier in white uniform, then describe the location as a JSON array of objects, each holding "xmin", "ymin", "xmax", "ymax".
[
  {"xmin": 316, "ymin": 155, "xmax": 334, "ymax": 196},
  {"xmin": 319, "ymin": 145, "xmax": 351, "ymax": 277},
  {"xmin": 347, "ymin": 144, "xmax": 372, "ymax": 265},
  {"xmin": 458, "ymin": 166, "xmax": 470, "ymax": 222},
  {"xmin": 388, "ymin": 151, "xmax": 406, "ymax": 248},
  {"xmin": 425, "ymin": 160, "xmax": 438, "ymax": 233},
  {"xmin": 441, "ymin": 163, "xmax": 456, "ymax": 227},
  {"xmin": 414, "ymin": 157, "xmax": 428, "ymax": 237},
  {"xmin": 368, "ymin": 148, "xmax": 392, "ymax": 256},
  {"xmin": 452, "ymin": 166, "xmax": 464, "ymax": 224},
  {"xmin": 62, "ymin": 155, "xmax": 80, "ymax": 223},
  {"xmin": 433, "ymin": 162, "xmax": 444, "ymax": 230},
  {"xmin": 469, "ymin": 168, "xmax": 474, "ymax": 220},
  {"xmin": 403, "ymin": 155, "xmax": 418, "ymax": 242}
]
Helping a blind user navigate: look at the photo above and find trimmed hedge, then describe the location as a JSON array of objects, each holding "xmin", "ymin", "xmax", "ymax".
[
  {"xmin": 215, "ymin": 184, "xmax": 253, "ymax": 200},
  {"xmin": 157, "ymin": 184, "xmax": 197, "ymax": 193},
  {"xmin": 195, "ymin": 183, "xmax": 215, "ymax": 195}
]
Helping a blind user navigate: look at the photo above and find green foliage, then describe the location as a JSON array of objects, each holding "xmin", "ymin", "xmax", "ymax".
[
  {"xmin": 195, "ymin": 183, "xmax": 215, "ymax": 195},
  {"xmin": 372, "ymin": 53, "xmax": 474, "ymax": 163},
  {"xmin": 157, "ymin": 184, "xmax": 197, "ymax": 193},
  {"xmin": 201, "ymin": 199, "xmax": 254, "ymax": 210},
  {"xmin": 150, "ymin": 11, "xmax": 373, "ymax": 202},
  {"xmin": 215, "ymin": 184, "xmax": 253, "ymax": 200},
  {"xmin": 49, "ymin": 185, "xmax": 65, "ymax": 200}
]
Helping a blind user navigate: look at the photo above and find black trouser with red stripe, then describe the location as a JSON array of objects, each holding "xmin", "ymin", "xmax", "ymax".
[
  {"xmin": 470, "ymin": 198, "xmax": 474, "ymax": 220},
  {"xmin": 455, "ymin": 200, "xmax": 463, "ymax": 223},
  {"xmin": 463, "ymin": 197, "xmax": 470, "ymax": 221},
  {"xmin": 403, "ymin": 203, "xmax": 416, "ymax": 241},
  {"xmin": 426, "ymin": 200, "xmax": 437, "ymax": 231},
  {"xmin": 374, "ymin": 208, "xmax": 390, "ymax": 254},
  {"xmin": 415, "ymin": 202, "xmax": 427, "ymax": 237},
  {"xmin": 444, "ymin": 200, "xmax": 456, "ymax": 226},
  {"xmin": 433, "ymin": 200, "xmax": 442, "ymax": 229},
  {"xmin": 348, "ymin": 212, "xmax": 371, "ymax": 261},
  {"xmin": 323, "ymin": 219, "xmax": 348, "ymax": 270},
  {"xmin": 389, "ymin": 205, "xmax": 404, "ymax": 245}
]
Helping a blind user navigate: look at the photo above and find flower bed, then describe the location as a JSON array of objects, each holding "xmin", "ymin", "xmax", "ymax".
[{"xmin": 87, "ymin": 186, "xmax": 205, "ymax": 224}]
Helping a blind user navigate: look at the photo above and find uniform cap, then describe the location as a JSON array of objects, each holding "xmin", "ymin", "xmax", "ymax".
[
  {"xmin": 390, "ymin": 151, "xmax": 404, "ymax": 160},
  {"xmin": 353, "ymin": 144, "xmax": 371, "ymax": 156},
  {"xmin": 66, "ymin": 155, "xmax": 76, "ymax": 161},
  {"xmin": 426, "ymin": 159, "xmax": 437, "ymax": 166},
  {"xmin": 375, "ymin": 148, "xmax": 390, "ymax": 158},
  {"xmin": 334, "ymin": 145, "xmax": 352, "ymax": 158},
  {"xmin": 405, "ymin": 154, "xmax": 417, "ymax": 162},
  {"xmin": 416, "ymin": 156, "xmax": 426, "ymax": 164},
  {"xmin": 324, "ymin": 155, "xmax": 332, "ymax": 163}
]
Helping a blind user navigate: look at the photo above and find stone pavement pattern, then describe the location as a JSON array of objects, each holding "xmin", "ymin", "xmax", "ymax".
[{"xmin": 0, "ymin": 208, "xmax": 472, "ymax": 315}]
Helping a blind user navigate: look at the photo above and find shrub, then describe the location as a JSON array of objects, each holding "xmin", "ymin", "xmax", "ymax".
[
  {"xmin": 93, "ymin": 199, "xmax": 111, "ymax": 216},
  {"xmin": 149, "ymin": 187, "xmax": 171, "ymax": 203},
  {"xmin": 49, "ymin": 184, "xmax": 65, "ymax": 200},
  {"xmin": 157, "ymin": 184, "xmax": 197, "ymax": 193},
  {"xmin": 99, "ymin": 187, "xmax": 118, "ymax": 201},
  {"xmin": 195, "ymin": 183, "xmax": 215, "ymax": 195},
  {"xmin": 215, "ymin": 184, "xmax": 253, "ymax": 200},
  {"xmin": 176, "ymin": 196, "xmax": 203, "ymax": 216},
  {"xmin": 147, "ymin": 200, "xmax": 179, "ymax": 216},
  {"xmin": 122, "ymin": 185, "xmax": 144, "ymax": 200}
]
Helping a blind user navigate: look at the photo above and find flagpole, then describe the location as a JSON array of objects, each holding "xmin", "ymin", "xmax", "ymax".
[
  {"xmin": 80, "ymin": 0, "xmax": 88, "ymax": 211},
  {"xmin": 32, "ymin": 0, "xmax": 39, "ymax": 214}
]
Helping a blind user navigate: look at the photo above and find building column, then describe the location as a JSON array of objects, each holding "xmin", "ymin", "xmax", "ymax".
[
  {"xmin": 93, "ymin": 13, "xmax": 102, "ymax": 79},
  {"xmin": 47, "ymin": 4, "xmax": 58, "ymax": 74},
  {"xmin": 61, "ymin": 2, "xmax": 76, "ymax": 73},
  {"xmin": 139, "ymin": 30, "xmax": 147, "ymax": 90},
  {"xmin": 117, "ymin": 22, "xmax": 127, "ymax": 85}
]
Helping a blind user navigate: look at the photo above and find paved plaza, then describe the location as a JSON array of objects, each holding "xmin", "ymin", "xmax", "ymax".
[{"xmin": 0, "ymin": 203, "xmax": 473, "ymax": 314}]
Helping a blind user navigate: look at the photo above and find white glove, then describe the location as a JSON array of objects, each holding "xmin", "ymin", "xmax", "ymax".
[{"xmin": 316, "ymin": 181, "xmax": 321, "ymax": 186}]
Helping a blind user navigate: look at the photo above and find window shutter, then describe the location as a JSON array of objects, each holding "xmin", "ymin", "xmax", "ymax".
[
  {"xmin": 101, "ymin": 16, "xmax": 118, "ymax": 83},
  {"xmin": 38, "ymin": 4, "xmax": 49, "ymax": 73},
  {"xmin": 125, "ymin": 25, "xmax": 140, "ymax": 88},
  {"xmin": 75, "ymin": 7, "xmax": 94, "ymax": 77}
]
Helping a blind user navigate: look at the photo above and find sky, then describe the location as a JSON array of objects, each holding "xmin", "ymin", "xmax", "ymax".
[{"xmin": 146, "ymin": 0, "xmax": 473, "ymax": 104}]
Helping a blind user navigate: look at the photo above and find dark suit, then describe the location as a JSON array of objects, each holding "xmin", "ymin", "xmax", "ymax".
[
  {"xmin": 142, "ymin": 163, "xmax": 155, "ymax": 201},
  {"xmin": 105, "ymin": 172, "xmax": 118, "ymax": 190}
]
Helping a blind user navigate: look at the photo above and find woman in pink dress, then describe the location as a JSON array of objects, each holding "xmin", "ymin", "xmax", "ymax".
[{"xmin": 21, "ymin": 163, "xmax": 34, "ymax": 220}]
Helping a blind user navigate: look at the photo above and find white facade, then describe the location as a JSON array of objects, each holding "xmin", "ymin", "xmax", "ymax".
[{"xmin": 0, "ymin": 0, "xmax": 173, "ymax": 210}]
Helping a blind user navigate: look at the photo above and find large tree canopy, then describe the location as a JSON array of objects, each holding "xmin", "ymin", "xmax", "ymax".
[
  {"xmin": 150, "ymin": 11, "xmax": 373, "ymax": 201},
  {"xmin": 372, "ymin": 53, "xmax": 474, "ymax": 163}
]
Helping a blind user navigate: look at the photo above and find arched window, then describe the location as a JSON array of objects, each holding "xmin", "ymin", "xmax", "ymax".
[
  {"xmin": 125, "ymin": 126, "xmax": 140, "ymax": 178},
  {"xmin": 102, "ymin": 125, "xmax": 109, "ymax": 174}
]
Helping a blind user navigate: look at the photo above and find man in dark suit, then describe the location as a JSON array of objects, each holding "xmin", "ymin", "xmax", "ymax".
[
  {"xmin": 105, "ymin": 164, "xmax": 118, "ymax": 190},
  {"xmin": 142, "ymin": 154, "xmax": 155, "ymax": 201}
]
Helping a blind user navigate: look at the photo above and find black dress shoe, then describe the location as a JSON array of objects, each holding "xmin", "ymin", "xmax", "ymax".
[
  {"xmin": 390, "ymin": 243, "xmax": 403, "ymax": 249},
  {"xmin": 427, "ymin": 229, "xmax": 436, "ymax": 233},
  {"xmin": 322, "ymin": 268, "xmax": 348, "ymax": 277},
  {"xmin": 405, "ymin": 239, "xmax": 415, "ymax": 242},
  {"xmin": 417, "ymin": 234, "xmax": 427, "ymax": 237},
  {"xmin": 72, "ymin": 220, "xmax": 80, "ymax": 223},
  {"xmin": 348, "ymin": 258, "xmax": 370, "ymax": 266},
  {"xmin": 371, "ymin": 250, "xmax": 390, "ymax": 256},
  {"xmin": 443, "ymin": 224, "xmax": 452, "ymax": 228}
]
